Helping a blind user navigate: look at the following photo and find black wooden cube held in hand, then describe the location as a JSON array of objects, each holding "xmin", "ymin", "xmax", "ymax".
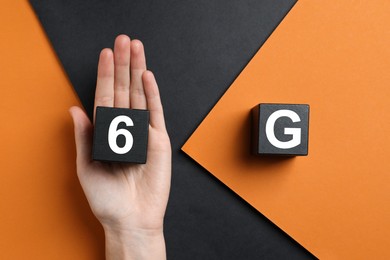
[
  {"xmin": 93, "ymin": 106, "xmax": 149, "ymax": 164},
  {"xmin": 252, "ymin": 103, "xmax": 309, "ymax": 156}
]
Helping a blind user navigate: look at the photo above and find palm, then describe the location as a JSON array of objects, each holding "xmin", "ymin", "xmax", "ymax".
[
  {"xmin": 70, "ymin": 35, "xmax": 171, "ymax": 233},
  {"xmin": 82, "ymin": 129, "xmax": 170, "ymax": 230}
]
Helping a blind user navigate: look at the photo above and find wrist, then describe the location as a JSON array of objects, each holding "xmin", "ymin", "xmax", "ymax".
[{"xmin": 103, "ymin": 225, "xmax": 166, "ymax": 260}]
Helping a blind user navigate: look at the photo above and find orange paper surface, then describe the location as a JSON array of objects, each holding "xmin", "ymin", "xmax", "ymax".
[
  {"xmin": 182, "ymin": 0, "xmax": 390, "ymax": 259},
  {"xmin": 0, "ymin": 2, "xmax": 104, "ymax": 259}
]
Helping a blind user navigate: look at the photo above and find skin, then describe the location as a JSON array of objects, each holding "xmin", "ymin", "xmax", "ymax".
[{"xmin": 69, "ymin": 35, "xmax": 171, "ymax": 260}]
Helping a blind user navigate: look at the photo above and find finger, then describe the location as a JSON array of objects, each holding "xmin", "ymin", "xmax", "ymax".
[
  {"xmin": 130, "ymin": 40, "xmax": 147, "ymax": 109},
  {"xmin": 94, "ymin": 48, "xmax": 114, "ymax": 122},
  {"xmin": 142, "ymin": 71, "xmax": 166, "ymax": 130},
  {"xmin": 69, "ymin": 106, "xmax": 93, "ymax": 168},
  {"xmin": 113, "ymin": 35, "xmax": 131, "ymax": 108}
]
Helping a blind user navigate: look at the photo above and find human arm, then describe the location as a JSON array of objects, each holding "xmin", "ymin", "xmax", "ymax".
[{"xmin": 69, "ymin": 35, "xmax": 171, "ymax": 260}]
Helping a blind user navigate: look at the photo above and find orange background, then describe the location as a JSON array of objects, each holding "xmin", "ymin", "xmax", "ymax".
[
  {"xmin": 0, "ymin": 2, "xmax": 105, "ymax": 259},
  {"xmin": 183, "ymin": 0, "xmax": 390, "ymax": 259}
]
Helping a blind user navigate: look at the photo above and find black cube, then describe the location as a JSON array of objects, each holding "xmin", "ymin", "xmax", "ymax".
[
  {"xmin": 93, "ymin": 106, "xmax": 149, "ymax": 164},
  {"xmin": 252, "ymin": 103, "xmax": 309, "ymax": 156}
]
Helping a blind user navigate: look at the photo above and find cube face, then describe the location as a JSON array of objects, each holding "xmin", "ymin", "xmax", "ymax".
[
  {"xmin": 93, "ymin": 106, "xmax": 149, "ymax": 164},
  {"xmin": 252, "ymin": 104, "xmax": 309, "ymax": 156}
]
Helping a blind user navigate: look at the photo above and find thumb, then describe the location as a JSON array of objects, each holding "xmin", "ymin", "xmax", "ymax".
[{"xmin": 69, "ymin": 106, "xmax": 93, "ymax": 167}]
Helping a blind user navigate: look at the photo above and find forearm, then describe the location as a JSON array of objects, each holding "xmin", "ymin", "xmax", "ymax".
[{"xmin": 104, "ymin": 227, "xmax": 166, "ymax": 260}]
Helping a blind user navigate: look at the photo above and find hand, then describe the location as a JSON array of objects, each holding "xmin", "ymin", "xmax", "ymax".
[{"xmin": 69, "ymin": 35, "xmax": 171, "ymax": 259}]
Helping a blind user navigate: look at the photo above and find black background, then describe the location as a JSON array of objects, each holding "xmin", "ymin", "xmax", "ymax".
[{"xmin": 30, "ymin": 0, "xmax": 316, "ymax": 259}]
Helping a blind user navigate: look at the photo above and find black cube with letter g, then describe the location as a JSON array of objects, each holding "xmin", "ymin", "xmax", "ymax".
[
  {"xmin": 93, "ymin": 106, "xmax": 149, "ymax": 164},
  {"xmin": 252, "ymin": 103, "xmax": 309, "ymax": 156}
]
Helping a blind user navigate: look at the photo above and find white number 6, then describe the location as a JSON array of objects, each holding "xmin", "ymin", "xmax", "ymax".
[{"xmin": 108, "ymin": 115, "xmax": 134, "ymax": 154}]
